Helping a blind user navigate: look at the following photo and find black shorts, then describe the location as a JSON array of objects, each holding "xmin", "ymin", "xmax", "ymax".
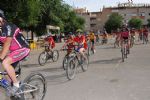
[
  {"xmin": 90, "ymin": 40, "xmax": 94, "ymax": 44},
  {"xmin": 123, "ymin": 37, "xmax": 128, "ymax": 40}
]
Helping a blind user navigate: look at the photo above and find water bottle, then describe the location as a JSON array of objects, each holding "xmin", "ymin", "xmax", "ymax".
[{"xmin": 0, "ymin": 78, "xmax": 11, "ymax": 88}]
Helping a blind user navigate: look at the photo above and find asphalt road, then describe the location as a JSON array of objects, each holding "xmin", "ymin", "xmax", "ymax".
[{"xmin": 1, "ymin": 39, "xmax": 150, "ymax": 100}]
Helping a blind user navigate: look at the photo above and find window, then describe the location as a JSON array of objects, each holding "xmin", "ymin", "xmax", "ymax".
[
  {"xmin": 90, "ymin": 18, "xmax": 96, "ymax": 21},
  {"xmin": 90, "ymin": 24, "xmax": 96, "ymax": 27},
  {"xmin": 139, "ymin": 13, "xmax": 145, "ymax": 16}
]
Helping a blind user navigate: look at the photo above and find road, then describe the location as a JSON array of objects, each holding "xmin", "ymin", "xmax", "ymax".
[{"xmin": 1, "ymin": 40, "xmax": 150, "ymax": 100}]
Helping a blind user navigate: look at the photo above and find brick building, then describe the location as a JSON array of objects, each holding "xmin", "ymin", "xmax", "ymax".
[{"xmin": 74, "ymin": 2, "xmax": 150, "ymax": 33}]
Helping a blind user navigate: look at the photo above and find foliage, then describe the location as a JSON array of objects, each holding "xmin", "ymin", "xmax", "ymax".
[
  {"xmin": 104, "ymin": 13, "xmax": 123, "ymax": 33},
  {"xmin": 147, "ymin": 18, "xmax": 150, "ymax": 28},
  {"xmin": 0, "ymin": 0, "xmax": 85, "ymax": 36},
  {"xmin": 128, "ymin": 18, "xmax": 143, "ymax": 29}
]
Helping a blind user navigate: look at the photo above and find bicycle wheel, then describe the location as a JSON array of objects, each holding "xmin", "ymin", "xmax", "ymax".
[
  {"xmin": 23, "ymin": 72, "xmax": 47, "ymax": 100},
  {"xmin": 66, "ymin": 56, "xmax": 77, "ymax": 80},
  {"xmin": 121, "ymin": 48, "xmax": 124, "ymax": 62},
  {"xmin": 52, "ymin": 50, "xmax": 59, "ymax": 62},
  {"xmin": 63, "ymin": 56, "xmax": 68, "ymax": 70},
  {"xmin": 10, "ymin": 95, "xmax": 24, "ymax": 100},
  {"xmin": 81, "ymin": 54, "xmax": 89, "ymax": 72},
  {"xmin": 144, "ymin": 36, "xmax": 148, "ymax": 44},
  {"xmin": 38, "ymin": 51, "xmax": 48, "ymax": 66},
  {"xmin": 87, "ymin": 47, "xmax": 90, "ymax": 56},
  {"xmin": 124, "ymin": 47, "xmax": 128, "ymax": 58}
]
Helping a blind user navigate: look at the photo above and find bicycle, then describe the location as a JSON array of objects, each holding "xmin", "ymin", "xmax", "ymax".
[
  {"xmin": 0, "ymin": 61, "xmax": 47, "ymax": 100},
  {"xmin": 65, "ymin": 45, "xmax": 89, "ymax": 80},
  {"xmin": 143, "ymin": 35, "xmax": 148, "ymax": 44},
  {"xmin": 38, "ymin": 44, "xmax": 59, "ymax": 66},
  {"xmin": 60, "ymin": 46, "xmax": 70, "ymax": 70},
  {"xmin": 130, "ymin": 35, "xmax": 135, "ymax": 48},
  {"xmin": 114, "ymin": 39, "xmax": 120, "ymax": 48},
  {"xmin": 121, "ymin": 39, "xmax": 129, "ymax": 62},
  {"xmin": 87, "ymin": 40, "xmax": 94, "ymax": 56}
]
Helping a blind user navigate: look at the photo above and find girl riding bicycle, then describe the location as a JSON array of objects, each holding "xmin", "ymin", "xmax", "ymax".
[{"xmin": 0, "ymin": 10, "xmax": 30, "ymax": 94}]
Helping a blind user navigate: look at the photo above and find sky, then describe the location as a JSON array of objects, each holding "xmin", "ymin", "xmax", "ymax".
[{"xmin": 63, "ymin": 0, "xmax": 150, "ymax": 12}]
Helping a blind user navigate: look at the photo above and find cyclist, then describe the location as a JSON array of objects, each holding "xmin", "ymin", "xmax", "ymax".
[
  {"xmin": 101, "ymin": 30, "xmax": 108, "ymax": 44},
  {"xmin": 0, "ymin": 10, "xmax": 30, "ymax": 93},
  {"xmin": 143, "ymin": 26, "xmax": 149, "ymax": 42},
  {"xmin": 61, "ymin": 32, "xmax": 75, "ymax": 55},
  {"xmin": 74, "ymin": 31, "xmax": 87, "ymax": 60},
  {"xmin": 120, "ymin": 26, "xmax": 130, "ymax": 53},
  {"xmin": 44, "ymin": 34, "xmax": 55, "ymax": 51},
  {"xmin": 130, "ymin": 28, "xmax": 136, "ymax": 46},
  {"xmin": 114, "ymin": 29, "xmax": 121, "ymax": 48},
  {"xmin": 88, "ymin": 30, "xmax": 96, "ymax": 53}
]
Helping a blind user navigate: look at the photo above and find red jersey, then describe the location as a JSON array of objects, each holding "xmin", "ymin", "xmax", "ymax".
[
  {"xmin": 121, "ymin": 31, "xmax": 129, "ymax": 38},
  {"xmin": 143, "ymin": 29, "xmax": 148, "ymax": 36},
  {"xmin": 45, "ymin": 36, "xmax": 55, "ymax": 48},
  {"xmin": 65, "ymin": 37, "xmax": 74, "ymax": 49},
  {"xmin": 74, "ymin": 35, "xmax": 87, "ymax": 49}
]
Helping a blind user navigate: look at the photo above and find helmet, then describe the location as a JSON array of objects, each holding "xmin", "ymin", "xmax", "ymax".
[
  {"xmin": 0, "ymin": 9, "xmax": 6, "ymax": 19},
  {"xmin": 69, "ymin": 32, "xmax": 73, "ymax": 35}
]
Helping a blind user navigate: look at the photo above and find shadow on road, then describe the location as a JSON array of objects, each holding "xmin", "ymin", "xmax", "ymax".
[
  {"xmin": 37, "ymin": 67, "xmax": 63, "ymax": 72},
  {"xmin": 35, "ymin": 67, "xmax": 69, "ymax": 85},
  {"xmin": 21, "ymin": 63, "xmax": 41, "ymax": 68},
  {"xmin": 90, "ymin": 57, "xmax": 121, "ymax": 64}
]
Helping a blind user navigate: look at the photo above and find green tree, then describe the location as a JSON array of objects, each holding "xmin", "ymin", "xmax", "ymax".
[
  {"xmin": 104, "ymin": 13, "xmax": 123, "ymax": 33},
  {"xmin": 0, "ymin": 0, "xmax": 85, "ymax": 36},
  {"xmin": 128, "ymin": 18, "xmax": 143, "ymax": 29},
  {"xmin": 147, "ymin": 18, "xmax": 150, "ymax": 27}
]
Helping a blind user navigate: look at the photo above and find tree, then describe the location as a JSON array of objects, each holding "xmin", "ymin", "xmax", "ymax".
[
  {"xmin": 104, "ymin": 13, "xmax": 123, "ymax": 33},
  {"xmin": 0, "ymin": 0, "xmax": 85, "ymax": 36},
  {"xmin": 128, "ymin": 18, "xmax": 143, "ymax": 29},
  {"xmin": 147, "ymin": 18, "xmax": 150, "ymax": 28}
]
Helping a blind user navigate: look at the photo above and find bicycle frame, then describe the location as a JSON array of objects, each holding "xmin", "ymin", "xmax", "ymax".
[{"xmin": 0, "ymin": 70, "xmax": 38, "ymax": 96}]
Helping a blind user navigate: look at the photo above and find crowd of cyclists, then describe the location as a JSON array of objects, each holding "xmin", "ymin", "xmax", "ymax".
[
  {"xmin": 43, "ymin": 24, "xmax": 149, "ymax": 64},
  {"xmin": 113, "ymin": 25, "xmax": 149, "ymax": 48}
]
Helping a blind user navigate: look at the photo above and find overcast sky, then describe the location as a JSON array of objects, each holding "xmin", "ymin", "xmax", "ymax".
[{"xmin": 63, "ymin": 0, "xmax": 150, "ymax": 12}]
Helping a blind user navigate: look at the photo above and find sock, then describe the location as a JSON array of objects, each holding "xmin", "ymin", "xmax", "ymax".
[{"xmin": 13, "ymin": 81, "xmax": 20, "ymax": 88}]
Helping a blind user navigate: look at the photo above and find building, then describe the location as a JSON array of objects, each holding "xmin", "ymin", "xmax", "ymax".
[
  {"xmin": 74, "ymin": 7, "xmax": 102, "ymax": 33},
  {"xmin": 74, "ymin": 2, "xmax": 150, "ymax": 33}
]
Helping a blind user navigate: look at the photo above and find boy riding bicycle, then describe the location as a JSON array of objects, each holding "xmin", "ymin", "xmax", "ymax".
[
  {"xmin": 61, "ymin": 32, "xmax": 75, "ymax": 55},
  {"xmin": 44, "ymin": 35, "xmax": 55, "ymax": 51},
  {"xmin": 88, "ymin": 30, "xmax": 96, "ymax": 53},
  {"xmin": 73, "ymin": 31, "xmax": 87, "ymax": 60}
]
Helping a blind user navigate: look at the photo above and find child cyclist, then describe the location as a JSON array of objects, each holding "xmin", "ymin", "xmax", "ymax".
[
  {"xmin": 0, "ymin": 10, "xmax": 30, "ymax": 94},
  {"xmin": 73, "ymin": 30, "xmax": 87, "ymax": 60},
  {"xmin": 61, "ymin": 32, "xmax": 75, "ymax": 55},
  {"xmin": 44, "ymin": 34, "xmax": 55, "ymax": 51}
]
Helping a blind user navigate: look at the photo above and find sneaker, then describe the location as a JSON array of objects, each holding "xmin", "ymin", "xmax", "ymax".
[{"xmin": 10, "ymin": 85, "xmax": 23, "ymax": 97}]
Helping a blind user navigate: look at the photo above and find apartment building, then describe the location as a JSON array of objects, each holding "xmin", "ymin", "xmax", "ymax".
[{"xmin": 74, "ymin": 2, "xmax": 150, "ymax": 33}]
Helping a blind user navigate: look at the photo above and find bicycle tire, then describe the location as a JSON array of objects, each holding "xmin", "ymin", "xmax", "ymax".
[
  {"xmin": 121, "ymin": 48, "xmax": 124, "ymax": 62},
  {"xmin": 23, "ymin": 72, "xmax": 47, "ymax": 100},
  {"xmin": 144, "ymin": 36, "xmax": 148, "ymax": 44},
  {"xmin": 52, "ymin": 50, "xmax": 59, "ymax": 62},
  {"xmin": 10, "ymin": 95, "xmax": 24, "ymax": 100},
  {"xmin": 81, "ymin": 54, "xmax": 89, "ymax": 72},
  {"xmin": 38, "ymin": 51, "xmax": 48, "ymax": 66},
  {"xmin": 124, "ymin": 47, "xmax": 128, "ymax": 58},
  {"xmin": 62, "ymin": 56, "xmax": 68, "ymax": 70},
  {"xmin": 66, "ymin": 56, "xmax": 77, "ymax": 80}
]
